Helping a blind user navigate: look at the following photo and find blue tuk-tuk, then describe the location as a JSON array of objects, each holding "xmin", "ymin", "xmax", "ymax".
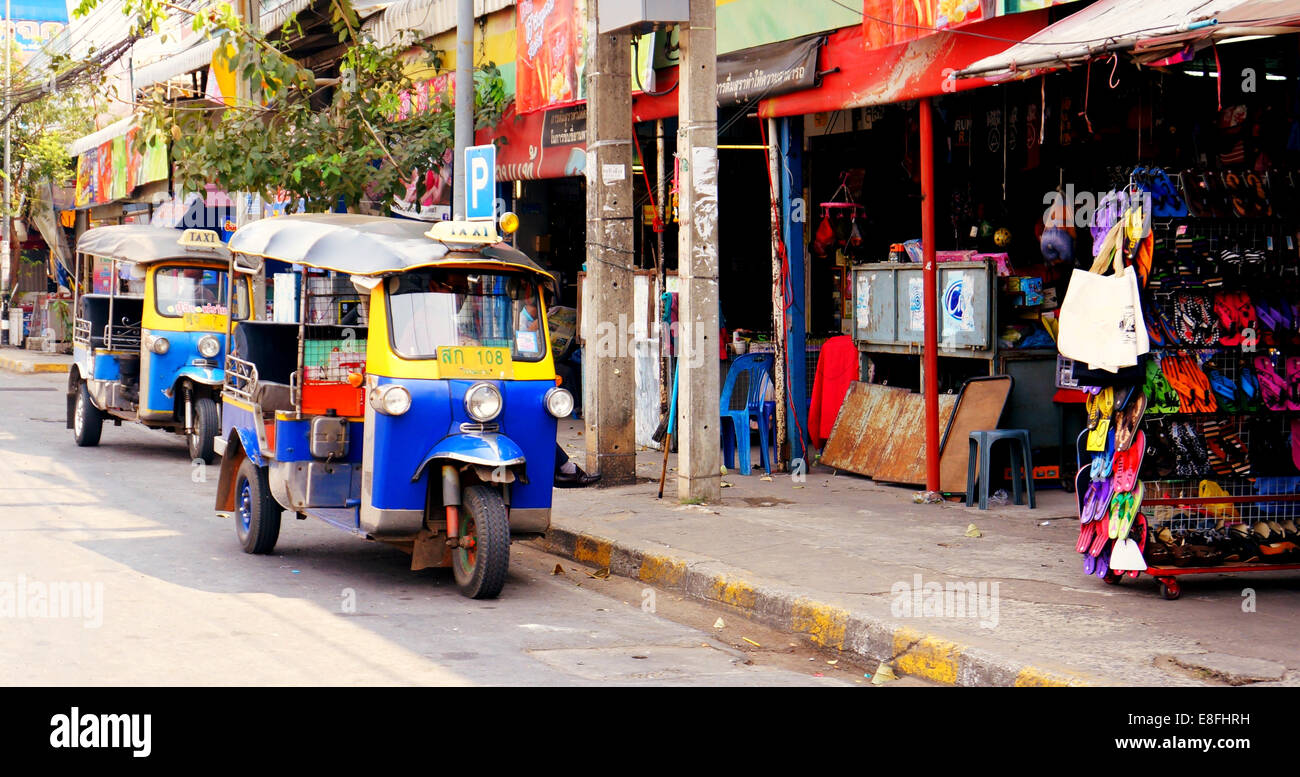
[
  {"xmin": 214, "ymin": 214, "xmax": 572, "ymax": 598},
  {"xmin": 68, "ymin": 226, "xmax": 251, "ymax": 463}
]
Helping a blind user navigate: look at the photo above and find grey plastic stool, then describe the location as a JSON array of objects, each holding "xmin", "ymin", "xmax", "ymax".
[{"xmin": 966, "ymin": 429, "xmax": 1036, "ymax": 510}]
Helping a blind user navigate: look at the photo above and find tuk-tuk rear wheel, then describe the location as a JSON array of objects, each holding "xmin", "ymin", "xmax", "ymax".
[
  {"xmin": 452, "ymin": 485, "xmax": 510, "ymax": 599},
  {"xmin": 73, "ymin": 382, "xmax": 103, "ymax": 447},
  {"xmin": 235, "ymin": 458, "xmax": 281, "ymax": 554},
  {"xmin": 188, "ymin": 396, "xmax": 219, "ymax": 464}
]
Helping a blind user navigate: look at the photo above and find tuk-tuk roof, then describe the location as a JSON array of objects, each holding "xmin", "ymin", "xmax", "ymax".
[
  {"xmin": 228, "ymin": 214, "xmax": 554, "ymax": 280},
  {"xmin": 75, "ymin": 225, "xmax": 232, "ymax": 264}
]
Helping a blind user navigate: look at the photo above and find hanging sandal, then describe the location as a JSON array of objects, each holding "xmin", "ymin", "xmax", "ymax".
[{"xmin": 1114, "ymin": 390, "xmax": 1147, "ymax": 452}]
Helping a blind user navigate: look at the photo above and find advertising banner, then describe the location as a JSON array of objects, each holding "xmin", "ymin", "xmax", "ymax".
[
  {"xmin": 516, "ymin": 0, "xmax": 587, "ymax": 115},
  {"xmin": 861, "ymin": 0, "xmax": 1081, "ymax": 49}
]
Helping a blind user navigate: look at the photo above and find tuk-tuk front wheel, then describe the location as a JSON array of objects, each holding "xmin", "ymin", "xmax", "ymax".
[
  {"xmin": 73, "ymin": 382, "xmax": 103, "ymax": 447},
  {"xmin": 452, "ymin": 485, "xmax": 510, "ymax": 599},
  {"xmin": 188, "ymin": 396, "xmax": 219, "ymax": 464},
  {"xmin": 235, "ymin": 458, "xmax": 280, "ymax": 554}
]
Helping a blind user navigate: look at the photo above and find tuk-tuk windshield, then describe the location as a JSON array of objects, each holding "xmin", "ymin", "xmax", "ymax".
[
  {"xmin": 154, "ymin": 266, "xmax": 249, "ymax": 320},
  {"xmin": 387, "ymin": 269, "xmax": 545, "ymax": 362}
]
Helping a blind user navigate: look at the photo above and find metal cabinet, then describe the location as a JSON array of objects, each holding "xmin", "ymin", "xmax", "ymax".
[{"xmin": 852, "ymin": 261, "xmax": 994, "ymax": 356}]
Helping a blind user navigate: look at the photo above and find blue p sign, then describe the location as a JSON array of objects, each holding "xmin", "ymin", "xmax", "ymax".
[{"xmin": 465, "ymin": 144, "xmax": 496, "ymax": 221}]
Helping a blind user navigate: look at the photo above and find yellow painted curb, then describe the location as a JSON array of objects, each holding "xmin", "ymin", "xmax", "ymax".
[
  {"xmin": 1013, "ymin": 667, "xmax": 1087, "ymax": 687},
  {"xmin": 707, "ymin": 576, "xmax": 757, "ymax": 609},
  {"xmin": 31, "ymin": 363, "xmax": 69, "ymax": 373},
  {"xmin": 573, "ymin": 535, "xmax": 612, "ymax": 568},
  {"xmin": 790, "ymin": 599, "xmax": 849, "ymax": 650},
  {"xmin": 637, "ymin": 553, "xmax": 686, "ymax": 587},
  {"xmin": 892, "ymin": 626, "xmax": 962, "ymax": 685}
]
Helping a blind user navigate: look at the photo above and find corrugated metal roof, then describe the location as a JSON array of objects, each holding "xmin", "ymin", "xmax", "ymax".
[
  {"xmin": 957, "ymin": 0, "xmax": 1272, "ymax": 78},
  {"xmin": 363, "ymin": 0, "xmax": 515, "ymax": 47},
  {"xmin": 67, "ymin": 114, "xmax": 137, "ymax": 157}
]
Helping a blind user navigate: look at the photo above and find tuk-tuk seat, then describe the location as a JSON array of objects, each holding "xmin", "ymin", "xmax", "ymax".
[
  {"xmin": 78, "ymin": 294, "xmax": 144, "ymax": 349},
  {"xmin": 233, "ymin": 321, "xmax": 301, "ymax": 386}
]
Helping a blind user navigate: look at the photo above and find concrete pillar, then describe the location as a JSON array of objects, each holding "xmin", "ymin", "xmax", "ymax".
[
  {"xmin": 676, "ymin": 0, "xmax": 721, "ymax": 502},
  {"xmin": 581, "ymin": 4, "xmax": 637, "ymax": 485}
]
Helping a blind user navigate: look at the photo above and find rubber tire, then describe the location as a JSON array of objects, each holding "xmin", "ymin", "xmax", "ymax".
[
  {"xmin": 1159, "ymin": 580, "xmax": 1181, "ymax": 600},
  {"xmin": 452, "ymin": 485, "xmax": 510, "ymax": 599},
  {"xmin": 1102, "ymin": 570, "xmax": 1123, "ymax": 585},
  {"xmin": 188, "ymin": 396, "xmax": 220, "ymax": 464},
  {"xmin": 235, "ymin": 457, "xmax": 281, "ymax": 554},
  {"xmin": 73, "ymin": 381, "xmax": 103, "ymax": 447}
]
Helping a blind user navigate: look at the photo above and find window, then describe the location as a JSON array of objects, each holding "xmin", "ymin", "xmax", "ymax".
[
  {"xmin": 154, "ymin": 266, "xmax": 249, "ymax": 320},
  {"xmin": 387, "ymin": 269, "xmax": 546, "ymax": 362}
]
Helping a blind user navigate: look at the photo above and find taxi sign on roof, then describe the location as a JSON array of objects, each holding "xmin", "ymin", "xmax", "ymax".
[
  {"xmin": 178, "ymin": 229, "xmax": 224, "ymax": 250},
  {"xmin": 426, "ymin": 220, "xmax": 500, "ymax": 246}
]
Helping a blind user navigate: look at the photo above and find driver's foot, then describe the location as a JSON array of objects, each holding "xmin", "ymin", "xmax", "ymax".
[{"xmin": 555, "ymin": 465, "xmax": 600, "ymax": 488}]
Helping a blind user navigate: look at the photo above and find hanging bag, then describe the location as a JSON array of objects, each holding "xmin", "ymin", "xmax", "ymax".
[{"xmin": 1057, "ymin": 217, "xmax": 1149, "ymax": 372}]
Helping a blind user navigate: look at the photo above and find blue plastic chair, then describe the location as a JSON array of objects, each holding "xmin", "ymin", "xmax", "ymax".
[{"xmin": 720, "ymin": 354, "xmax": 776, "ymax": 475}]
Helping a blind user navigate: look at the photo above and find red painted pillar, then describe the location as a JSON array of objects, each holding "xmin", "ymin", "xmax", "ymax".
[{"xmin": 920, "ymin": 97, "xmax": 940, "ymax": 493}]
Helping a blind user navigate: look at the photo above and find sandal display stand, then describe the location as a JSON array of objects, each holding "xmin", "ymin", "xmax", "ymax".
[{"xmin": 1072, "ymin": 211, "xmax": 1300, "ymax": 599}]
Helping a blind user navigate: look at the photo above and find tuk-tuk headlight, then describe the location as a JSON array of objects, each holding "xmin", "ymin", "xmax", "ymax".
[
  {"xmin": 545, "ymin": 387, "xmax": 574, "ymax": 418},
  {"xmin": 371, "ymin": 384, "xmax": 411, "ymax": 416},
  {"xmin": 148, "ymin": 335, "xmax": 170, "ymax": 355},
  {"xmin": 464, "ymin": 382, "xmax": 502, "ymax": 422},
  {"xmin": 197, "ymin": 335, "xmax": 221, "ymax": 358}
]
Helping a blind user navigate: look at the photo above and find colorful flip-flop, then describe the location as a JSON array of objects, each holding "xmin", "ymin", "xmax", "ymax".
[
  {"xmin": 1083, "ymin": 477, "xmax": 1114, "ymax": 524},
  {"xmin": 1112, "ymin": 430, "xmax": 1146, "ymax": 493},
  {"xmin": 1077, "ymin": 520, "xmax": 1098, "ymax": 554},
  {"xmin": 1090, "ymin": 515, "xmax": 1112, "ymax": 557}
]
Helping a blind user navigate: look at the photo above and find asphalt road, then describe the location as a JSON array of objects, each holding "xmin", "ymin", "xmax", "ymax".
[{"xmin": 0, "ymin": 368, "xmax": 878, "ymax": 687}]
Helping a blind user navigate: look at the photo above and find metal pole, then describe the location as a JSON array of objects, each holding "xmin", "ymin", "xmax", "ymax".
[
  {"xmin": 453, "ymin": 0, "xmax": 473, "ymax": 220},
  {"xmin": 766, "ymin": 117, "xmax": 786, "ymax": 469},
  {"xmin": 656, "ymin": 118, "xmax": 667, "ymax": 414},
  {"xmin": 920, "ymin": 98, "xmax": 940, "ymax": 493}
]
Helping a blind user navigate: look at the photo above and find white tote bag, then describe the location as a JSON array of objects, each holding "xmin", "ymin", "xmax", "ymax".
[{"xmin": 1057, "ymin": 220, "xmax": 1148, "ymax": 372}]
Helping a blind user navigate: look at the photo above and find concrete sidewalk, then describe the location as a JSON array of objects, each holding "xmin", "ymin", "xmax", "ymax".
[
  {"xmin": 0, "ymin": 346, "xmax": 71, "ymax": 374},
  {"xmin": 540, "ymin": 420, "xmax": 1300, "ymax": 687}
]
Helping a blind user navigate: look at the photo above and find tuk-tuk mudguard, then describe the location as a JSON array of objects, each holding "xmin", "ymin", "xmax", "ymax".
[
  {"xmin": 411, "ymin": 433, "xmax": 527, "ymax": 483},
  {"xmin": 173, "ymin": 365, "xmax": 224, "ymax": 389},
  {"xmin": 366, "ymin": 377, "xmax": 558, "ymax": 515},
  {"xmin": 220, "ymin": 399, "xmax": 264, "ymax": 466}
]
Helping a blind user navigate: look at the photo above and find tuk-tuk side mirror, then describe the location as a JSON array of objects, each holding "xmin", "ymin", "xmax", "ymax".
[{"xmin": 233, "ymin": 253, "xmax": 264, "ymax": 274}]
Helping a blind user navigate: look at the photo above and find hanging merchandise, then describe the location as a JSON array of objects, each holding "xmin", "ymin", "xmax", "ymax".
[
  {"xmin": 817, "ymin": 171, "xmax": 867, "ymax": 262},
  {"xmin": 1066, "ymin": 169, "xmax": 1300, "ymax": 599},
  {"xmin": 1057, "ymin": 215, "xmax": 1149, "ymax": 372}
]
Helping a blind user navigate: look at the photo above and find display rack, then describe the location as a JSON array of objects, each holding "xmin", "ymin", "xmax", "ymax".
[{"xmin": 1072, "ymin": 204, "xmax": 1300, "ymax": 599}]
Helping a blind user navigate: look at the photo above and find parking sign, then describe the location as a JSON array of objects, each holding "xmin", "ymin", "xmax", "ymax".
[{"xmin": 464, "ymin": 144, "xmax": 496, "ymax": 221}]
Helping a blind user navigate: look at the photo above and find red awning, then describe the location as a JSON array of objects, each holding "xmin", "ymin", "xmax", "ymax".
[{"xmin": 758, "ymin": 9, "xmax": 1050, "ymax": 118}]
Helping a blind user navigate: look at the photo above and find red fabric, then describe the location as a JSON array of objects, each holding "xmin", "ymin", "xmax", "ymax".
[{"xmin": 808, "ymin": 335, "xmax": 859, "ymax": 449}]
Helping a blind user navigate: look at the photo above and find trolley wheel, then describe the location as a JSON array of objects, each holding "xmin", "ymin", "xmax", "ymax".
[
  {"xmin": 235, "ymin": 457, "xmax": 281, "ymax": 554},
  {"xmin": 452, "ymin": 485, "xmax": 510, "ymax": 599},
  {"xmin": 73, "ymin": 381, "xmax": 103, "ymax": 447},
  {"xmin": 1159, "ymin": 578, "xmax": 1181, "ymax": 600},
  {"xmin": 188, "ymin": 396, "xmax": 220, "ymax": 464},
  {"xmin": 1102, "ymin": 570, "xmax": 1123, "ymax": 585}
]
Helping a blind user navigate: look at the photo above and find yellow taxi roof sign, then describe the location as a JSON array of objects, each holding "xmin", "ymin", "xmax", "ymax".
[
  {"xmin": 426, "ymin": 220, "xmax": 500, "ymax": 246},
  {"xmin": 178, "ymin": 229, "xmax": 225, "ymax": 250}
]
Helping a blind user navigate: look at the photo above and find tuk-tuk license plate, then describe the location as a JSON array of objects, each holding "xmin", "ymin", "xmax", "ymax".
[{"xmin": 437, "ymin": 347, "xmax": 514, "ymax": 379}]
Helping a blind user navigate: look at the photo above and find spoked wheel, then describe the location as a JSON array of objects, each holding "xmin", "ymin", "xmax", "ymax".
[
  {"xmin": 188, "ymin": 396, "xmax": 220, "ymax": 464},
  {"xmin": 452, "ymin": 485, "xmax": 510, "ymax": 599},
  {"xmin": 73, "ymin": 382, "xmax": 103, "ymax": 447},
  {"xmin": 234, "ymin": 457, "xmax": 280, "ymax": 554}
]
